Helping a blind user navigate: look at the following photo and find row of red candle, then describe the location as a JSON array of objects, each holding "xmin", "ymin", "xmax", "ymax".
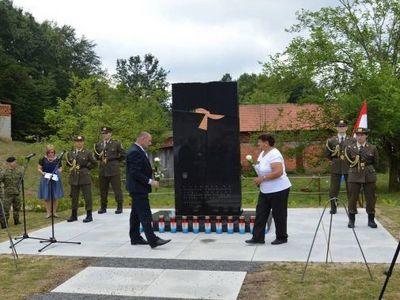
[{"xmin": 157, "ymin": 215, "xmax": 255, "ymax": 234}]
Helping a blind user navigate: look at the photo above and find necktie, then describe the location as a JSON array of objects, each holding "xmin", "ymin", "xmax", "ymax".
[{"xmin": 340, "ymin": 137, "xmax": 344, "ymax": 143}]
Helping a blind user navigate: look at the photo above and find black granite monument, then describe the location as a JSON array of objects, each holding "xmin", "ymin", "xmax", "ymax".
[{"xmin": 172, "ymin": 81, "xmax": 242, "ymax": 216}]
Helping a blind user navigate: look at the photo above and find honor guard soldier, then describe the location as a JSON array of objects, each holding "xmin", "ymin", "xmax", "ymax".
[
  {"xmin": 0, "ymin": 157, "xmax": 22, "ymax": 228},
  {"xmin": 325, "ymin": 120, "xmax": 356, "ymax": 214},
  {"xmin": 345, "ymin": 127, "xmax": 378, "ymax": 228},
  {"xmin": 94, "ymin": 127, "xmax": 126, "ymax": 214},
  {"xmin": 66, "ymin": 136, "xmax": 97, "ymax": 223}
]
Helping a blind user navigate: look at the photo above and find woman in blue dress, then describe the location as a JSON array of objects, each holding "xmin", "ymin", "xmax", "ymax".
[{"xmin": 37, "ymin": 145, "xmax": 64, "ymax": 218}]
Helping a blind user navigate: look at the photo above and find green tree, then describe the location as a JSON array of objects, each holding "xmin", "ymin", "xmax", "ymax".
[
  {"xmin": 264, "ymin": 0, "xmax": 400, "ymax": 191},
  {"xmin": 45, "ymin": 77, "xmax": 169, "ymax": 151},
  {"xmin": 115, "ymin": 54, "xmax": 170, "ymax": 109},
  {"xmin": 220, "ymin": 73, "xmax": 232, "ymax": 82},
  {"xmin": 0, "ymin": 0, "xmax": 101, "ymax": 140}
]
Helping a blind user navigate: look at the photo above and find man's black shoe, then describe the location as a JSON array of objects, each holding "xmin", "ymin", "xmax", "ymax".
[
  {"xmin": 368, "ymin": 220, "xmax": 377, "ymax": 228},
  {"xmin": 67, "ymin": 216, "xmax": 77, "ymax": 222},
  {"xmin": 98, "ymin": 208, "xmax": 107, "ymax": 214},
  {"xmin": 131, "ymin": 238, "xmax": 149, "ymax": 245},
  {"xmin": 150, "ymin": 238, "xmax": 171, "ymax": 249},
  {"xmin": 271, "ymin": 238, "xmax": 287, "ymax": 245},
  {"xmin": 368, "ymin": 214, "xmax": 378, "ymax": 228},
  {"xmin": 115, "ymin": 207, "xmax": 123, "ymax": 214},
  {"xmin": 83, "ymin": 210, "xmax": 93, "ymax": 223},
  {"xmin": 245, "ymin": 238, "xmax": 265, "ymax": 244},
  {"xmin": 83, "ymin": 216, "xmax": 93, "ymax": 223},
  {"xmin": 348, "ymin": 213, "xmax": 355, "ymax": 228},
  {"xmin": 348, "ymin": 221, "xmax": 355, "ymax": 228}
]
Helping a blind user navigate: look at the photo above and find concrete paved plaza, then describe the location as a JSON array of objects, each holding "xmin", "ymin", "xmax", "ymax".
[{"xmin": 1, "ymin": 208, "xmax": 397, "ymax": 299}]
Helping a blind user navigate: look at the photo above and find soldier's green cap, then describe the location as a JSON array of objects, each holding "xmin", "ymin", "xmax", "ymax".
[
  {"xmin": 355, "ymin": 127, "xmax": 369, "ymax": 134},
  {"xmin": 74, "ymin": 135, "xmax": 85, "ymax": 142},
  {"xmin": 336, "ymin": 120, "xmax": 348, "ymax": 127},
  {"xmin": 6, "ymin": 156, "xmax": 16, "ymax": 163},
  {"xmin": 101, "ymin": 127, "xmax": 112, "ymax": 134}
]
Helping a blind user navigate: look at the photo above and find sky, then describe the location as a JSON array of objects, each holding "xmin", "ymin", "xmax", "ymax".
[{"xmin": 12, "ymin": 0, "xmax": 338, "ymax": 83}]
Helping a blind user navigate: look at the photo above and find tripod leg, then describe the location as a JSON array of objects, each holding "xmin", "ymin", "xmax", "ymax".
[
  {"xmin": 302, "ymin": 200, "xmax": 329, "ymax": 281},
  {"xmin": 378, "ymin": 241, "xmax": 400, "ymax": 300},
  {"xmin": 326, "ymin": 211, "xmax": 334, "ymax": 264},
  {"xmin": 340, "ymin": 200, "xmax": 373, "ymax": 280}
]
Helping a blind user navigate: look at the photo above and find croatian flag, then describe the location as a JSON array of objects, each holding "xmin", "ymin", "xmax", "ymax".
[{"xmin": 353, "ymin": 100, "xmax": 368, "ymax": 137}]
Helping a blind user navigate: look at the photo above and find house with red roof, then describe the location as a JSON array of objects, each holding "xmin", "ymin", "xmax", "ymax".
[{"xmin": 238, "ymin": 103, "xmax": 327, "ymax": 172}]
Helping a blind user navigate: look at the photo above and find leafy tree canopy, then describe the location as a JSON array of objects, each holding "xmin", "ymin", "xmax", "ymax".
[
  {"xmin": 0, "ymin": 0, "xmax": 101, "ymax": 140},
  {"xmin": 262, "ymin": 0, "xmax": 400, "ymax": 190},
  {"xmin": 115, "ymin": 53, "xmax": 170, "ymax": 110},
  {"xmin": 45, "ymin": 76, "xmax": 169, "ymax": 152}
]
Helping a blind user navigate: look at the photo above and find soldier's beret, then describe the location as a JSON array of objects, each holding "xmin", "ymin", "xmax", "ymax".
[
  {"xmin": 101, "ymin": 127, "xmax": 112, "ymax": 134},
  {"xmin": 74, "ymin": 136, "xmax": 85, "ymax": 142},
  {"xmin": 6, "ymin": 156, "xmax": 16, "ymax": 163},
  {"xmin": 336, "ymin": 120, "xmax": 348, "ymax": 127},
  {"xmin": 355, "ymin": 127, "xmax": 369, "ymax": 134}
]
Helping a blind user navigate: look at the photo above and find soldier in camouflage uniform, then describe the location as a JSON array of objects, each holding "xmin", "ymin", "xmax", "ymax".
[
  {"xmin": 345, "ymin": 127, "xmax": 379, "ymax": 229},
  {"xmin": 66, "ymin": 136, "xmax": 97, "ymax": 223},
  {"xmin": 325, "ymin": 120, "xmax": 356, "ymax": 214},
  {"xmin": 0, "ymin": 157, "xmax": 22, "ymax": 228},
  {"xmin": 94, "ymin": 127, "xmax": 125, "ymax": 214}
]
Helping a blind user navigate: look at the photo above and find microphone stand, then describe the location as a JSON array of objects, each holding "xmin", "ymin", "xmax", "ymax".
[
  {"xmin": 38, "ymin": 152, "xmax": 81, "ymax": 252},
  {"xmin": 13, "ymin": 155, "xmax": 47, "ymax": 246},
  {"xmin": 0, "ymin": 197, "xmax": 19, "ymax": 270}
]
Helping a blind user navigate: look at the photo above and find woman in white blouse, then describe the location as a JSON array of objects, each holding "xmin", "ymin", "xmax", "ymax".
[{"xmin": 246, "ymin": 133, "xmax": 291, "ymax": 245}]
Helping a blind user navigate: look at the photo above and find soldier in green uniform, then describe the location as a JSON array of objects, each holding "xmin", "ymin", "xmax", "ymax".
[
  {"xmin": 94, "ymin": 127, "xmax": 125, "ymax": 214},
  {"xmin": 66, "ymin": 136, "xmax": 97, "ymax": 223},
  {"xmin": 325, "ymin": 120, "xmax": 356, "ymax": 214},
  {"xmin": 0, "ymin": 157, "xmax": 22, "ymax": 228},
  {"xmin": 345, "ymin": 127, "xmax": 378, "ymax": 228}
]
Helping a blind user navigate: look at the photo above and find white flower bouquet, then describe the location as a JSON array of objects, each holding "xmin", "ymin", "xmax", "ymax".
[{"xmin": 153, "ymin": 157, "xmax": 164, "ymax": 181}]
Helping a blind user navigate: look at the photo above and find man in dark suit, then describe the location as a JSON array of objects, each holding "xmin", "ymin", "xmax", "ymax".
[{"xmin": 126, "ymin": 132, "xmax": 171, "ymax": 248}]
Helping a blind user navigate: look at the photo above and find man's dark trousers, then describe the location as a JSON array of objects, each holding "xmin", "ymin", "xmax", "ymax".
[{"xmin": 129, "ymin": 193, "xmax": 157, "ymax": 244}]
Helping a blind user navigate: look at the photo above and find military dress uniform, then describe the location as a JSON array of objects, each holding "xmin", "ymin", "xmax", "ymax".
[
  {"xmin": 325, "ymin": 124, "xmax": 356, "ymax": 214},
  {"xmin": 0, "ymin": 157, "xmax": 22, "ymax": 228},
  {"xmin": 94, "ymin": 127, "xmax": 125, "ymax": 214},
  {"xmin": 66, "ymin": 136, "xmax": 97, "ymax": 223},
  {"xmin": 345, "ymin": 128, "xmax": 378, "ymax": 228}
]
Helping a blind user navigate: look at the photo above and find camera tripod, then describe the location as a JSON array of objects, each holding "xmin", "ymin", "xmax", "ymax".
[
  {"xmin": 0, "ymin": 197, "xmax": 18, "ymax": 270},
  {"xmin": 302, "ymin": 197, "xmax": 373, "ymax": 281},
  {"xmin": 38, "ymin": 152, "xmax": 81, "ymax": 252},
  {"xmin": 14, "ymin": 155, "xmax": 47, "ymax": 246},
  {"xmin": 378, "ymin": 240, "xmax": 399, "ymax": 299}
]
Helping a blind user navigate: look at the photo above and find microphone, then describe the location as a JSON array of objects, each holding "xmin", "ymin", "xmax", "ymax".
[{"xmin": 25, "ymin": 153, "xmax": 36, "ymax": 159}]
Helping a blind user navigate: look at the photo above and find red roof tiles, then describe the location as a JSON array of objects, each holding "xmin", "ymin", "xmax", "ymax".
[{"xmin": 239, "ymin": 103, "xmax": 323, "ymax": 132}]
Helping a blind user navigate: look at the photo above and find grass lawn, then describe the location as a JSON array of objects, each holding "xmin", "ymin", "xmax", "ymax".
[
  {"xmin": 0, "ymin": 255, "xmax": 90, "ymax": 300},
  {"xmin": 239, "ymin": 262, "xmax": 400, "ymax": 300}
]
